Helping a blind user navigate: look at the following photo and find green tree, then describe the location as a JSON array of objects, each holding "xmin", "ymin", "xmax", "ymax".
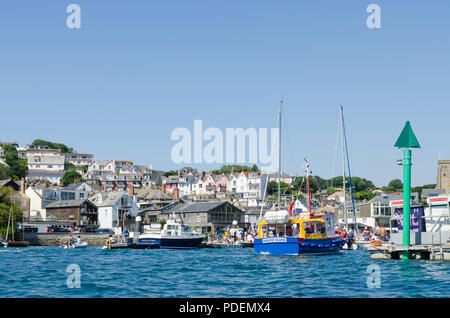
[
  {"xmin": 0, "ymin": 164, "xmax": 10, "ymax": 180},
  {"xmin": 163, "ymin": 170, "xmax": 178, "ymax": 177},
  {"xmin": 388, "ymin": 179, "xmax": 403, "ymax": 191},
  {"xmin": 60, "ymin": 171, "xmax": 84, "ymax": 186},
  {"xmin": 1, "ymin": 145, "xmax": 27, "ymax": 180},
  {"xmin": 266, "ymin": 181, "xmax": 291, "ymax": 195},
  {"xmin": 212, "ymin": 165, "xmax": 255, "ymax": 174},
  {"xmin": 326, "ymin": 187, "xmax": 339, "ymax": 196},
  {"xmin": 354, "ymin": 191, "xmax": 376, "ymax": 201},
  {"xmin": 32, "ymin": 139, "xmax": 74, "ymax": 153}
]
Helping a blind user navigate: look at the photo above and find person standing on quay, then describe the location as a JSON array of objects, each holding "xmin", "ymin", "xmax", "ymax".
[{"xmin": 379, "ymin": 224, "xmax": 387, "ymax": 241}]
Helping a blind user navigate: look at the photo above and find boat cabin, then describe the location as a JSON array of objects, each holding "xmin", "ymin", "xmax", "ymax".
[{"xmin": 257, "ymin": 218, "xmax": 328, "ymax": 240}]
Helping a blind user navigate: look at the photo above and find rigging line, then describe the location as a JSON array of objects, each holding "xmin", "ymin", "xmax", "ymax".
[
  {"xmin": 258, "ymin": 109, "xmax": 278, "ymax": 221},
  {"xmin": 342, "ymin": 109, "xmax": 358, "ymax": 230},
  {"xmin": 282, "ymin": 103, "xmax": 295, "ymax": 181},
  {"xmin": 330, "ymin": 110, "xmax": 341, "ymax": 190}
]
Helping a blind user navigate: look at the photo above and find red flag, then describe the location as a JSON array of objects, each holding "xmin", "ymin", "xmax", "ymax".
[{"xmin": 288, "ymin": 200, "xmax": 295, "ymax": 216}]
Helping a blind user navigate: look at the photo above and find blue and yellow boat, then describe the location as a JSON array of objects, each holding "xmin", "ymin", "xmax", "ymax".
[
  {"xmin": 254, "ymin": 210, "xmax": 344, "ymax": 256},
  {"xmin": 254, "ymin": 102, "xmax": 344, "ymax": 255}
]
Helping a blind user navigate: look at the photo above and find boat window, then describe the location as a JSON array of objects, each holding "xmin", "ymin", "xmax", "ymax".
[
  {"xmin": 260, "ymin": 225, "xmax": 268, "ymax": 238},
  {"xmin": 304, "ymin": 221, "xmax": 326, "ymax": 235}
]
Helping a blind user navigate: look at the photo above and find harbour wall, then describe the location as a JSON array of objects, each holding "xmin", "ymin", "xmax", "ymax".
[{"xmin": 23, "ymin": 233, "xmax": 113, "ymax": 246}]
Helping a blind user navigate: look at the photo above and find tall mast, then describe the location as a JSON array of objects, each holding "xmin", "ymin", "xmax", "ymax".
[
  {"xmin": 340, "ymin": 105, "xmax": 347, "ymax": 229},
  {"xmin": 11, "ymin": 187, "xmax": 14, "ymax": 242},
  {"xmin": 278, "ymin": 100, "xmax": 282, "ymax": 210},
  {"xmin": 5, "ymin": 190, "xmax": 11, "ymax": 242}
]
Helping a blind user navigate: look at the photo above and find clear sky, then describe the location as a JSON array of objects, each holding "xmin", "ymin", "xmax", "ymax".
[{"xmin": 0, "ymin": 0, "xmax": 449, "ymax": 187}]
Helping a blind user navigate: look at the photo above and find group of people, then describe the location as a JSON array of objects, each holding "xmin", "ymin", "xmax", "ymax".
[
  {"xmin": 64, "ymin": 235, "xmax": 83, "ymax": 248},
  {"xmin": 210, "ymin": 226, "xmax": 255, "ymax": 244},
  {"xmin": 335, "ymin": 224, "xmax": 389, "ymax": 248}
]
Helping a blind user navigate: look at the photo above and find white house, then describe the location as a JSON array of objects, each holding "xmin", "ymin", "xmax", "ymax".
[
  {"xmin": 63, "ymin": 153, "xmax": 94, "ymax": 166},
  {"xmin": 191, "ymin": 173, "xmax": 216, "ymax": 197},
  {"xmin": 89, "ymin": 191, "xmax": 139, "ymax": 232},
  {"xmin": 24, "ymin": 146, "xmax": 66, "ymax": 184}
]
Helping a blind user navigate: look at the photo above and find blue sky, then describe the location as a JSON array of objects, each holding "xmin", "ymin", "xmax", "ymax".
[{"xmin": 0, "ymin": 1, "xmax": 449, "ymax": 187}]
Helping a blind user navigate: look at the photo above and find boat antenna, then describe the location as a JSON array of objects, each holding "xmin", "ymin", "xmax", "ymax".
[{"xmin": 11, "ymin": 187, "xmax": 14, "ymax": 243}]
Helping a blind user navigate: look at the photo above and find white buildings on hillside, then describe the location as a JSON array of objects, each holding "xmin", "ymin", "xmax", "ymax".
[
  {"xmin": 22, "ymin": 146, "xmax": 66, "ymax": 184},
  {"xmin": 63, "ymin": 153, "xmax": 94, "ymax": 166}
]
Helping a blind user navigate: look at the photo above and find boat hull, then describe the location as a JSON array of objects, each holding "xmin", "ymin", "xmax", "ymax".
[
  {"xmin": 254, "ymin": 237, "xmax": 344, "ymax": 256},
  {"xmin": 137, "ymin": 236, "xmax": 204, "ymax": 249},
  {"xmin": 4, "ymin": 241, "xmax": 29, "ymax": 248}
]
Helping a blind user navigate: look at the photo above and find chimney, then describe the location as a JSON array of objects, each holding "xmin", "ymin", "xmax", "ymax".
[
  {"xmin": 162, "ymin": 184, "xmax": 166, "ymax": 194},
  {"xmin": 321, "ymin": 201, "xmax": 326, "ymax": 208},
  {"xmin": 174, "ymin": 187, "xmax": 180, "ymax": 201}
]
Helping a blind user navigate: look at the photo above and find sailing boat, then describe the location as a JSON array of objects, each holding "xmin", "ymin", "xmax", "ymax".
[
  {"xmin": 3, "ymin": 187, "xmax": 29, "ymax": 248},
  {"xmin": 253, "ymin": 101, "xmax": 345, "ymax": 255}
]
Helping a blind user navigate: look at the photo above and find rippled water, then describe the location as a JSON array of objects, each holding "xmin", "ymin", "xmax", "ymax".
[{"xmin": 0, "ymin": 247, "xmax": 449, "ymax": 298}]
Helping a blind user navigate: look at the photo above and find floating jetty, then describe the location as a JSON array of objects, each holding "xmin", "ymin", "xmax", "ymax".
[{"xmin": 368, "ymin": 243, "xmax": 450, "ymax": 261}]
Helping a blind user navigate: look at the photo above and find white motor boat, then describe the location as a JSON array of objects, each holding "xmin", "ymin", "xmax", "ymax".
[{"xmin": 136, "ymin": 218, "xmax": 205, "ymax": 249}]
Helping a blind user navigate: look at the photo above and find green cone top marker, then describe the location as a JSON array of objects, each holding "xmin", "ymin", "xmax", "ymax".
[{"xmin": 394, "ymin": 121, "xmax": 421, "ymax": 259}]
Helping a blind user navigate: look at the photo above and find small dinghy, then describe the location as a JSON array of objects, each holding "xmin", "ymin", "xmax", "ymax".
[{"xmin": 64, "ymin": 242, "xmax": 88, "ymax": 249}]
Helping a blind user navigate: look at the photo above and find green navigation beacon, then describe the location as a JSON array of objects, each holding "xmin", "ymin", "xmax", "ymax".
[{"xmin": 394, "ymin": 121, "xmax": 421, "ymax": 260}]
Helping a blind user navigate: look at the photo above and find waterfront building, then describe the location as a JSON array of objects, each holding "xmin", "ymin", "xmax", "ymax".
[
  {"xmin": 422, "ymin": 188, "xmax": 446, "ymax": 200},
  {"xmin": 336, "ymin": 193, "xmax": 419, "ymax": 230},
  {"xmin": 437, "ymin": 160, "xmax": 450, "ymax": 193},
  {"xmin": 160, "ymin": 201, "xmax": 245, "ymax": 234},
  {"xmin": 424, "ymin": 194, "xmax": 450, "ymax": 232},
  {"xmin": 45, "ymin": 199, "xmax": 98, "ymax": 226},
  {"xmin": 26, "ymin": 186, "xmax": 59, "ymax": 220},
  {"xmin": 89, "ymin": 191, "xmax": 139, "ymax": 231},
  {"xmin": 25, "ymin": 184, "xmax": 90, "ymax": 220},
  {"xmin": 135, "ymin": 188, "xmax": 174, "ymax": 209}
]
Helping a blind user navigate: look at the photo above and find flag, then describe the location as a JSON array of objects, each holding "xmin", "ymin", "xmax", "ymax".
[{"xmin": 288, "ymin": 200, "xmax": 295, "ymax": 216}]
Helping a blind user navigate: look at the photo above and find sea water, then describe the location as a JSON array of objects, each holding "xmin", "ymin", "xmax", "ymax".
[{"xmin": 0, "ymin": 247, "xmax": 448, "ymax": 298}]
